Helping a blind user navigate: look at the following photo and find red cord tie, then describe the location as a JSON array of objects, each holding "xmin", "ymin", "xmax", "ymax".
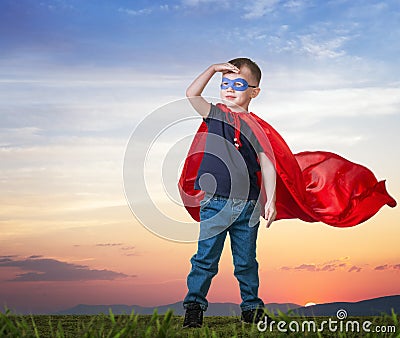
[{"xmin": 225, "ymin": 110, "xmax": 242, "ymax": 149}]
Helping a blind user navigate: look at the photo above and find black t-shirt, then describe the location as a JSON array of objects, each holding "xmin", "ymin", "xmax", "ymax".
[{"xmin": 194, "ymin": 104, "xmax": 262, "ymax": 200}]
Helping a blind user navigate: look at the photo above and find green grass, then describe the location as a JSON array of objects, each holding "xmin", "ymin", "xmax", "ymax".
[{"xmin": 1, "ymin": 308, "xmax": 399, "ymax": 337}]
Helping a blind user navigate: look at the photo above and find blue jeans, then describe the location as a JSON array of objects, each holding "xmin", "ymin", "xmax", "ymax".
[{"xmin": 183, "ymin": 193, "xmax": 264, "ymax": 312}]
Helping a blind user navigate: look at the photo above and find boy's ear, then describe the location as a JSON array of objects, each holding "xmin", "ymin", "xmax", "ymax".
[{"xmin": 251, "ymin": 87, "xmax": 261, "ymax": 98}]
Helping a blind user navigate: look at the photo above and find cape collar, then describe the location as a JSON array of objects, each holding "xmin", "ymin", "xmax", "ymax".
[{"xmin": 216, "ymin": 103, "xmax": 253, "ymax": 150}]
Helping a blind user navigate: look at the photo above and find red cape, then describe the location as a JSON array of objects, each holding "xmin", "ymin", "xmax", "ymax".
[{"xmin": 178, "ymin": 104, "xmax": 396, "ymax": 227}]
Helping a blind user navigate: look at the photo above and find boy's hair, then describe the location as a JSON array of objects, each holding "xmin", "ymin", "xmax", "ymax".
[{"xmin": 228, "ymin": 57, "xmax": 262, "ymax": 85}]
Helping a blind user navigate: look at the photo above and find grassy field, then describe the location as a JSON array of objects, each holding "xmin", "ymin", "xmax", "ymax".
[{"xmin": 1, "ymin": 308, "xmax": 399, "ymax": 337}]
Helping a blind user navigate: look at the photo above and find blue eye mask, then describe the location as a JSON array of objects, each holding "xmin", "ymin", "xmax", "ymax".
[{"xmin": 220, "ymin": 77, "xmax": 257, "ymax": 91}]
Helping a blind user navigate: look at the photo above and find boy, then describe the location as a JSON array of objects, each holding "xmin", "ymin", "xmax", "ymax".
[{"xmin": 182, "ymin": 58, "xmax": 276, "ymax": 328}]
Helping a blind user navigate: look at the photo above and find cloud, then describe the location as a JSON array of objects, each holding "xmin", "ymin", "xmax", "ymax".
[
  {"xmin": 294, "ymin": 264, "xmax": 318, "ymax": 272},
  {"xmin": 231, "ymin": 16, "xmax": 357, "ymax": 61},
  {"xmin": 95, "ymin": 243, "xmax": 123, "ymax": 247},
  {"xmin": 121, "ymin": 246, "xmax": 137, "ymax": 257},
  {"xmin": 374, "ymin": 264, "xmax": 388, "ymax": 271},
  {"xmin": 39, "ymin": 0, "xmax": 75, "ymax": 12},
  {"xmin": 282, "ymin": 130, "xmax": 364, "ymax": 149},
  {"xmin": 0, "ymin": 256, "xmax": 130, "ymax": 282},
  {"xmin": 121, "ymin": 246, "xmax": 135, "ymax": 251},
  {"xmin": 281, "ymin": 258, "xmax": 351, "ymax": 272},
  {"xmin": 0, "ymin": 255, "xmax": 18, "ymax": 263},
  {"xmin": 260, "ymin": 32, "xmax": 351, "ymax": 60},
  {"xmin": 73, "ymin": 243, "xmax": 136, "ymax": 256},
  {"xmin": 299, "ymin": 34, "xmax": 349, "ymax": 59},
  {"xmin": 118, "ymin": 5, "xmax": 170, "ymax": 16},
  {"xmin": 258, "ymin": 86, "xmax": 400, "ymax": 125},
  {"xmin": 243, "ymin": 0, "xmax": 280, "ymax": 19},
  {"xmin": 348, "ymin": 265, "xmax": 362, "ymax": 273},
  {"xmin": 118, "ymin": 7, "xmax": 153, "ymax": 16},
  {"xmin": 281, "ymin": 259, "xmax": 400, "ymax": 273},
  {"xmin": 96, "ymin": 243, "xmax": 137, "ymax": 256},
  {"xmin": 374, "ymin": 264, "xmax": 400, "ymax": 271},
  {"xmin": 284, "ymin": 0, "xmax": 308, "ymax": 10},
  {"xmin": 181, "ymin": 0, "xmax": 223, "ymax": 7},
  {"xmin": 242, "ymin": 0, "xmax": 309, "ymax": 19},
  {"xmin": 0, "ymin": 127, "xmax": 43, "ymax": 147},
  {"xmin": 320, "ymin": 264, "xmax": 336, "ymax": 272}
]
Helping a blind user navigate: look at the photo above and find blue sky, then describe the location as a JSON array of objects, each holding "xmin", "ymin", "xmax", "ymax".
[
  {"xmin": 2, "ymin": 0, "xmax": 400, "ymax": 69},
  {"xmin": 0, "ymin": 0, "xmax": 399, "ymax": 312},
  {"xmin": 1, "ymin": 0, "xmax": 399, "ymax": 146}
]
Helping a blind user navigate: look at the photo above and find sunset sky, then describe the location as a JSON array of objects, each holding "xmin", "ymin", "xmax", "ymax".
[{"xmin": 0, "ymin": 0, "xmax": 399, "ymax": 314}]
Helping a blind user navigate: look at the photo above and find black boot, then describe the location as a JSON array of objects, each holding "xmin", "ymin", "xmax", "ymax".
[
  {"xmin": 183, "ymin": 302, "xmax": 203, "ymax": 328},
  {"xmin": 241, "ymin": 307, "xmax": 269, "ymax": 324}
]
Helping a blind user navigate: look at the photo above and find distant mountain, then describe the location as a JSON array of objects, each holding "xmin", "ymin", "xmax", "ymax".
[
  {"xmin": 57, "ymin": 302, "xmax": 300, "ymax": 316},
  {"xmin": 292, "ymin": 295, "xmax": 400, "ymax": 316},
  {"xmin": 57, "ymin": 295, "xmax": 400, "ymax": 316}
]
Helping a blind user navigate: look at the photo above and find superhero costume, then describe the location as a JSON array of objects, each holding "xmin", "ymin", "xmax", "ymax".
[{"xmin": 178, "ymin": 103, "xmax": 396, "ymax": 227}]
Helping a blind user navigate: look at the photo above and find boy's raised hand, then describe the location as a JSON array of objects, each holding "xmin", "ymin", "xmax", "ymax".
[
  {"xmin": 213, "ymin": 62, "xmax": 240, "ymax": 74},
  {"xmin": 186, "ymin": 62, "xmax": 240, "ymax": 118}
]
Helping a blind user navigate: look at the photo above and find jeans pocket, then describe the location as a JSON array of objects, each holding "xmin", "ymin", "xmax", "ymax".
[
  {"xmin": 249, "ymin": 199, "xmax": 257, "ymax": 207},
  {"xmin": 200, "ymin": 193, "xmax": 213, "ymax": 210},
  {"xmin": 248, "ymin": 200, "xmax": 261, "ymax": 227}
]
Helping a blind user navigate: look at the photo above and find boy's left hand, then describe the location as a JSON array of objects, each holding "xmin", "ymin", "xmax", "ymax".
[{"xmin": 265, "ymin": 203, "xmax": 277, "ymax": 228}]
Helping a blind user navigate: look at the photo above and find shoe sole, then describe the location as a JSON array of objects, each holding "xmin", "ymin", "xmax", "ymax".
[{"xmin": 182, "ymin": 324, "xmax": 202, "ymax": 328}]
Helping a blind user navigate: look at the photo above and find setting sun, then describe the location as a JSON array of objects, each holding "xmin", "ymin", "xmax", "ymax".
[{"xmin": 304, "ymin": 302, "xmax": 317, "ymax": 307}]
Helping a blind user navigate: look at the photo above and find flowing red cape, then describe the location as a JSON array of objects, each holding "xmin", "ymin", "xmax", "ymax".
[{"xmin": 178, "ymin": 104, "xmax": 396, "ymax": 227}]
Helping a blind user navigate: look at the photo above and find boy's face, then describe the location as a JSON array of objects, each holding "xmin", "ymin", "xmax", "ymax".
[{"xmin": 219, "ymin": 66, "xmax": 260, "ymax": 111}]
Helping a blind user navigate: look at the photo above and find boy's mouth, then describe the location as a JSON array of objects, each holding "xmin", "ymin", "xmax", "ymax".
[{"xmin": 225, "ymin": 95, "xmax": 236, "ymax": 100}]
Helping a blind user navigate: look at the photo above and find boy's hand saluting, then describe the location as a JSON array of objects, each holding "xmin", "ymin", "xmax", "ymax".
[{"xmin": 213, "ymin": 62, "xmax": 240, "ymax": 74}]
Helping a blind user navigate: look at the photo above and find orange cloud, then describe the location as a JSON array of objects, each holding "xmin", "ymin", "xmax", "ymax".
[
  {"xmin": 348, "ymin": 265, "xmax": 362, "ymax": 273},
  {"xmin": 95, "ymin": 243, "xmax": 123, "ymax": 247},
  {"xmin": 280, "ymin": 258, "xmax": 400, "ymax": 274},
  {"xmin": 374, "ymin": 264, "xmax": 400, "ymax": 271},
  {"xmin": 0, "ymin": 255, "xmax": 130, "ymax": 282},
  {"xmin": 280, "ymin": 258, "xmax": 351, "ymax": 272},
  {"xmin": 279, "ymin": 258, "xmax": 366, "ymax": 273}
]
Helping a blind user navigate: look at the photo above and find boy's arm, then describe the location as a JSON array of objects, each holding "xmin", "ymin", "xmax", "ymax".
[
  {"xmin": 186, "ymin": 63, "xmax": 239, "ymax": 118},
  {"xmin": 258, "ymin": 152, "xmax": 277, "ymax": 228}
]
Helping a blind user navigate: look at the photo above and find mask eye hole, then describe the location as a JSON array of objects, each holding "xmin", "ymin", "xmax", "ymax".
[{"xmin": 234, "ymin": 82, "xmax": 244, "ymax": 88}]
